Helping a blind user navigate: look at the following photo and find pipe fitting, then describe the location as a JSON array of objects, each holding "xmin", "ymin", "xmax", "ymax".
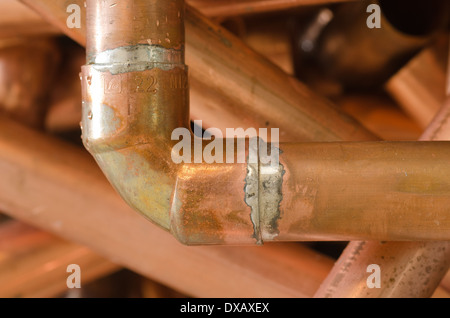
[
  {"xmin": 82, "ymin": 0, "xmax": 264, "ymax": 245},
  {"xmin": 82, "ymin": 0, "xmax": 450, "ymax": 245}
]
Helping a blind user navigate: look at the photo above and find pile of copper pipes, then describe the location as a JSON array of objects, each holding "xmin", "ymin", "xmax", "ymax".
[{"xmin": 0, "ymin": 0, "xmax": 449, "ymax": 298}]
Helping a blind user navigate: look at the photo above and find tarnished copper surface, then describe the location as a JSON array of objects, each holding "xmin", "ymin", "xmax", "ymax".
[
  {"xmin": 16, "ymin": 0, "xmax": 450, "ymax": 299},
  {"xmin": 86, "ymin": 0, "xmax": 185, "ymax": 58},
  {"xmin": 82, "ymin": 0, "xmax": 450, "ymax": 245},
  {"xmin": 0, "ymin": 115, "xmax": 334, "ymax": 297},
  {"xmin": 315, "ymin": 39, "xmax": 450, "ymax": 297},
  {"xmin": 22, "ymin": 0, "xmax": 378, "ymax": 142},
  {"xmin": 278, "ymin": 142, "xmax": 450, "ymax": 241}
]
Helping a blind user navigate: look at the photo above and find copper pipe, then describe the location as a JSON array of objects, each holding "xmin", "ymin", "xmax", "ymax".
[
  {"xmin": 83, "ymin": 0, "xmax": 450, "ymax": 244},
  {"xmin": 337, "ymin": 94, "xmax": 422, "ymax": 141},
  {"xmin": 312, "ymin": 0, "xmax": 448, "ymax": 88},
  {"xmin": 19, "ymin": 0, "xmax": 350, "ymax": 291},
  {"xmin": 0, "ymin": 37, "xmax": 60, "ymax": 129},
  {"xmin": 13, "ymin": 0, "xmax": 450, "ymax": 296},
  {"xmin": 0, "ymin": 221, "xmax": 119, "ymax": 298},
  {"xmin": 275, "ymin": 141, "xmax": 450, "ymax": 242},
  {"xmin": 314, "ymin": 241, "xmax": 450, "ymax": 297},
  {"xmin": 0, "ymin": 0, "xmax": 59, "ymax": 39},
  {"xmin": 386, "ymin": 37, "xmax": 448, "ymax": 128},
  {"xmin": 0, "ymin": 116, "xmax": 333, "ymax": 297},
  {"xmin": 185, "ymin": 6, "xmax": 376, "ymax": 142},
  {"xmin": 186, "ymin": 0, "xmax": 355, "ymax": 18},
  {"xmin": 17, "ymin": 0, "xmax": 354, "ymax": 290},
  {"xmin": 45, "ymin": 40, "xmax": 86, "ymax": 132},
  {"xmin": 314, "ymin": 42, "xmax": 450, "ymax": 298},
  {"xmin": 21, "ymin": 0, "xmax": 378, "ymax": 142},
  {"xmin": 433, "ymin": 287, "xmax": 450, "ymax": 298},
  {"xmin": 240, "ymin": 16, "xmax": 294, "ymax": 75},
  {"xmin": 439, "ymin": 268, "xmax": 450, "ymax": 294}
]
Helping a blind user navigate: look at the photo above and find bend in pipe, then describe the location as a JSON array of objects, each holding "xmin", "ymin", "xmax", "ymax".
[{"xmin": 82, "ymin": 0, "xmax": 450, "ymax": 245}]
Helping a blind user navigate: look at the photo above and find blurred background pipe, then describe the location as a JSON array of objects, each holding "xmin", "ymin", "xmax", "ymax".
[
  {"xmin": 0, "ymin": 0, "xmax": 59, "ymax": 39},
  {"xmin": 186, "ymin": 0, "xmax": 355, "ymax": 18},
  {"xmin": 314, "ymin": 240, "xmax": 450, "ymax": 297},
  {"xmin": 0, "ymin": 220, "xmax": 120, "ymax": 298},
  {"xmin": 298, "ymin": 0, "xmax": 449, "ymax": 89},
  {"xmin": 386, "ymin": 35, "xmax": 449, "ymax": 129},
  {"xmin": 0, "ymin": 32, "xmax": 122, "ymax": 297},
  {"xmin": 0, "ymin": 37, "xmax": 60, "ymax": 129}
]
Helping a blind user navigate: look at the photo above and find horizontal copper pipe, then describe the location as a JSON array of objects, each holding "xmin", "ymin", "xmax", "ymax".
[
  {"xmin": 315, "ymin": 43, "xmax": 450, "ymax": 297},
  {"xmin": 0, "ymin": 116, "xmax": 334, "ymax": 297},
  {"xmin": 314, "ymin": 134, "xmax": 450, "ymax": 290},
  {"xmin": 276, "ymin": 141, "xmax": 450, "ymax": 241}
]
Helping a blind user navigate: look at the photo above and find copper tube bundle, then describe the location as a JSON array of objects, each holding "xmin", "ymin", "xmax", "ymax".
[{"xmin": 0, "ymin": 0, "xmax": 450, "ymax": 298}]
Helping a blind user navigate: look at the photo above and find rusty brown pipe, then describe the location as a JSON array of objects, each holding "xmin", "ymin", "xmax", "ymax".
[{"xmin": 83, "ymin": 0, "xmax": 450, "ymax": 245}]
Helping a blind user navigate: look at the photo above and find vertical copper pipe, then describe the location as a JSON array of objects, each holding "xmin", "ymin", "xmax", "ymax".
[{"xmin": 21, "ymin": 0, "xmax": 378, "ymax": 142}]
